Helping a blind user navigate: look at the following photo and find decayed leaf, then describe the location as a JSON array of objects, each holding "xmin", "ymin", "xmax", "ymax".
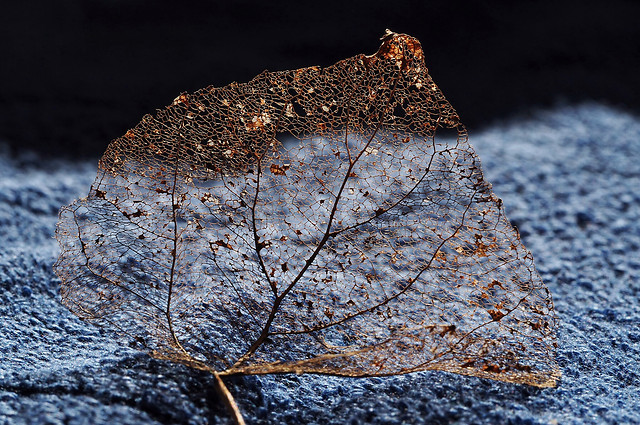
[{"xmin": 54, "ymin": 31, "xmax": 560, "ymax": 422}]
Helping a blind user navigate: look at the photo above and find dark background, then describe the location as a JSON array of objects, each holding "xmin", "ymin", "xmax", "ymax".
[{"xmin": 1, "ymin": 0, "xmax": 638, "ymax": 158}]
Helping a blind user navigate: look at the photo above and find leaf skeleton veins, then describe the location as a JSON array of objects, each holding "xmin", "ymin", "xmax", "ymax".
[{"xmin": 54, "ymin": 31, "xmax": 560, "ymax": 424}]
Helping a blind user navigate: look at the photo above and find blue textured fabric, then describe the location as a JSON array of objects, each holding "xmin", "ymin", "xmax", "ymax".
[{"xmin": 1, "ymin": 104, "xmax": 638, "ymax": 424}]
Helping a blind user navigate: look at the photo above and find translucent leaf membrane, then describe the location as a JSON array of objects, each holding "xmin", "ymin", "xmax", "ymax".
[{"xmin": 55, "ymin": 31, "xmax": 560, "ymax": 388}]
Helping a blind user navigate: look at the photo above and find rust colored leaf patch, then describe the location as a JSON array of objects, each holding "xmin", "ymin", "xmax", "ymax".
[{"xmin": 54, "ymin": 31, "xmax": 560, "ymax": 424}]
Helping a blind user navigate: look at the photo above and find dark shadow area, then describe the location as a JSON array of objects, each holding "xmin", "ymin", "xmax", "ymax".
[{"xmin": 1, "ymin": 0, "xmax": 639, "ymax": 158}]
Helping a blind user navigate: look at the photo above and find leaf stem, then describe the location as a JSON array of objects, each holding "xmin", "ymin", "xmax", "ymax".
[{"xmin": 213, "ymin": 372, "xmax": 246, "ymax": 425}]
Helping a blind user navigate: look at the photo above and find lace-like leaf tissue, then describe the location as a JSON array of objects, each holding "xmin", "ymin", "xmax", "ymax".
[{"xmin": 55, "ymin": 30, "xmax": 560, "ymax": 422}]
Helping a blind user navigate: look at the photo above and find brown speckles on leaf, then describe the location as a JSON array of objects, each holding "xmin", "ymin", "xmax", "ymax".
[
  {"xmin": 514, "ymin": 363, "xmax": 533, "ymax": 373},
  {"xmin": 269, "ymin": 163, "xmax": 289, "ymax": 176},
  {"xmin": 122, "ymin": 209, "xmax": 145, "ymax": 219},
  {"xmin": 487, "ymin": 280, "xmax": 505, "ymax": 290},
  {"xmin": 488, "ymin": 309, "xmax": 506, "ymax": 322},
  {"xmin": 213, "ymin": 240, "xmax": 233, "ymax": 250},
  {"xmin": 482, "ymin": 364, "xmax": 503, "ymax": 374},
  {"xmin": 172, "ymin": 93, "xmax": 189, "ymax": 106},
  {"xmin": 439, "ymin": 325, "xmax": 456, "ymax": 337}
]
